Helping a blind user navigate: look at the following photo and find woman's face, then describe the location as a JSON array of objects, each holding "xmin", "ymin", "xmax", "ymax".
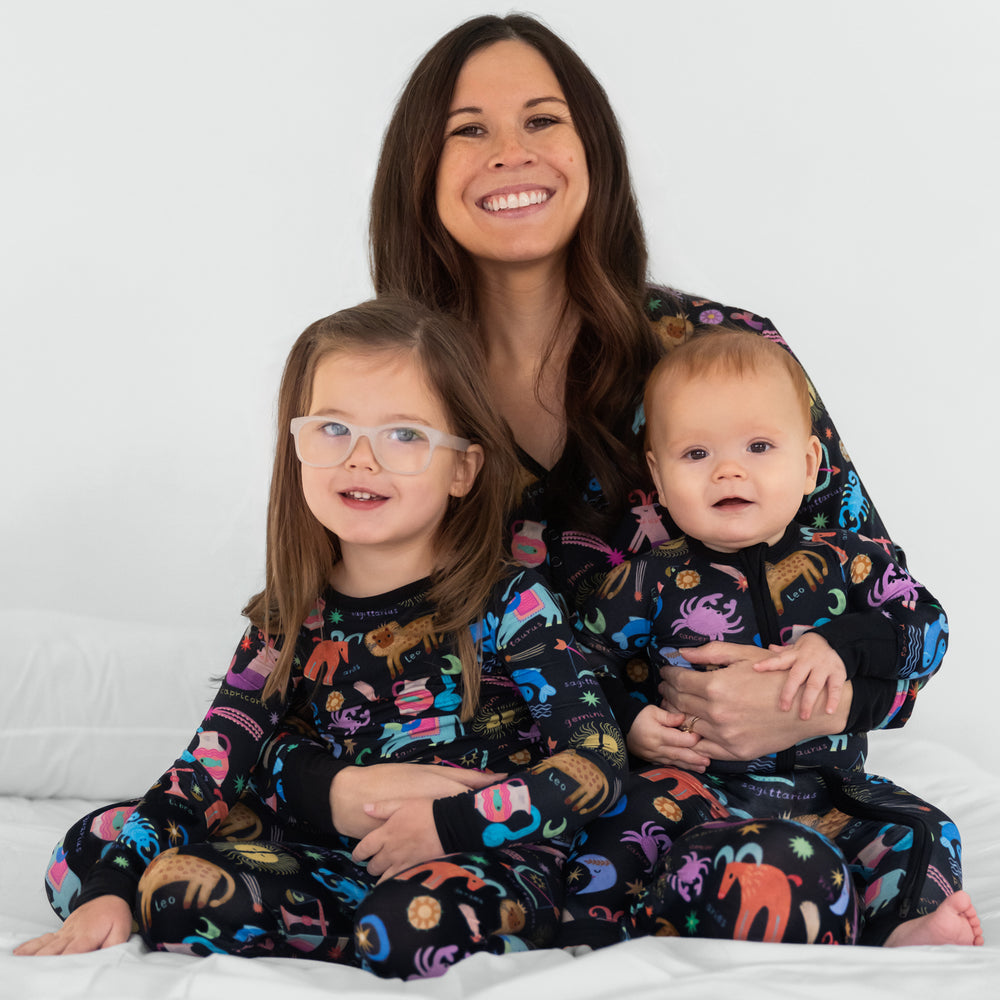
[{"xmin": 435, "ymin": 40, "xmax": 589, "ymax": 272}]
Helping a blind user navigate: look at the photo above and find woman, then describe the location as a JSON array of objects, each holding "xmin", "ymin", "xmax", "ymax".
[{"xmin": 279, "ymin": 13, "xmax": 966, "ymax": 950}]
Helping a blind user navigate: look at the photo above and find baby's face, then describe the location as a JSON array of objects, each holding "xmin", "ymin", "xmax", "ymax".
[{"xmin": 645, "ymin": 366, "xmax": 821, "ymax": 552}]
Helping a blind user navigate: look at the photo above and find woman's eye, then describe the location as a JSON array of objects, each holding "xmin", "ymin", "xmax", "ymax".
[
  {"xmin": 448, "ymin": 122, "xmax": 485, "ymax": 138},
  {"xmin": 526, "ymin": 114, "xmax": 560, "ymax": 130},
  {"xmin": 748, "ymin": 441, "xmax": 771, "ymax": 454}
]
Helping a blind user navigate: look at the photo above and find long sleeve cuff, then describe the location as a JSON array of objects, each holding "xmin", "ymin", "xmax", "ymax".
[
  {"xmin": 74, "ymin": 866, "xmax": 140, "ymax": 912},
  {"xmin": 812, "ymin": 613, "xmax": 899, "ymax": 680},
  {"xmin": 277, "ymin": 748, "xmax": 346, "ymax": 834}
]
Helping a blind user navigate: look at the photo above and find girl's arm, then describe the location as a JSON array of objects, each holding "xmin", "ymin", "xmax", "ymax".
[
  {"xmin": 71, "ymin": 625, "xmax": 293, "ymax": 911},
  {"xmin": 258, "ymin": 727, "xmax": 500, "ymax": 837},
  {"xmin": 359, "ymin": 571, "xmax": 628, "ymax": 875}
]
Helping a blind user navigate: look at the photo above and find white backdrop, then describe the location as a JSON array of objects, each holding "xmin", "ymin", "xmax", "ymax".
[{"xmin": 2, "ymin": 1, "xmax": 997, "ymax": 762}]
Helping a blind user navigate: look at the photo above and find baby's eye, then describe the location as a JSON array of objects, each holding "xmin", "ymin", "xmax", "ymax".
[
  {"xmin": 387, "ymin": 426, "xmax": 429, "ymax": 444},
  {"xmin": 748, "ymin": 441, "xmax": 772, "ymax": 454},
  {"xmin": 684, "ymin": 448, "xmax": 709, "ymax": 461}
]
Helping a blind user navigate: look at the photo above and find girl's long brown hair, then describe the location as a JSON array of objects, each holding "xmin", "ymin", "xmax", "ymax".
[
  {"xmin": 370, "ymin": 13, "xmax": 661, "ymax": 530},
  {"xmin": 244, "ymin": 297, "xmax": 520, "ymax": 715}
]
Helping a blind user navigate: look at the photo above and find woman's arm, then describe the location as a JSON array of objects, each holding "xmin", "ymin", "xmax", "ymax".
[{"xmin": 660, "ymin": 642, "xmax": 853, "ymax": 761}]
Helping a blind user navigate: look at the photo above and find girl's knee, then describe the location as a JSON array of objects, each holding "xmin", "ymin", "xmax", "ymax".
[{"xmin": 136, "ymin": 846, "xmax": 245, "ymax": 954}]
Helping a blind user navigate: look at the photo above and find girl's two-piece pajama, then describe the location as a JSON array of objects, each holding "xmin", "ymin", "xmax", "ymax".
[{"xmin": 48, "ymin": 569, "xmax": 636, "ymax": 977}]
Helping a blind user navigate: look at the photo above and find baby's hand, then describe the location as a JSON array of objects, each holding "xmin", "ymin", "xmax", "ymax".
[
  {"xmin": 627, "ymin": 704, "xmax": 711, "ymax": 772},
  {"xmin": 753, "ymin": 632, "xmax": 847, "ymax": 720}
]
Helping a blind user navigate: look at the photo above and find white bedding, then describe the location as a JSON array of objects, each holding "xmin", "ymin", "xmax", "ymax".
[
  {"xmin": 2, "ymin": 612, "xmax": 997, "ymax": 998},
  {"xmin": 3, "ymin": 739, "xmax": 998, "ymax": 999}
]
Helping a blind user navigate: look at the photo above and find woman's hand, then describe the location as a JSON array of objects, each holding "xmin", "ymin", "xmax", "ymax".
[
  {"xmin": 331, "ymin": 764, "xmax": 502, "ymax": 839},
  {"xmin": 352, "ymin": 797, "xmax": 443, "ymax": 881},
  {"xmin": 13, "ymin": 895, "xmax": 132, "ymax": 956},
  {"xmin": 659, "ymin": 641, "xmax": 852, "ymax": 761},
  {"xmin": 753, "ymin": 633, "xmax": 848, "ymax": 720}
]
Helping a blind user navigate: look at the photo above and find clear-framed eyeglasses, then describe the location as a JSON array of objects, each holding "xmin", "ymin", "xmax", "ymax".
[{"xmin": 290, "ymin": 416, "xmax": 472, "ymax": 476}]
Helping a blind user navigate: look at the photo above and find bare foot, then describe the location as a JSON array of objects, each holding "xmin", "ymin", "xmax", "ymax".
[{"xmin": 884, "ymin": 891, "xmax": 984, "ymax": 947}]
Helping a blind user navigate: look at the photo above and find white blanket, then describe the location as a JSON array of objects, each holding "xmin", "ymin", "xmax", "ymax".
[{"xmin": 1, "ymin": 610, "xmax": 996, "ymax": 998}]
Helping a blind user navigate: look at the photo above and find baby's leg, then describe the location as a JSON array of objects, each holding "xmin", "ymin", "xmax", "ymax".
[
  {"xmin": 831, "ymin": 770, "xmax": 965, "ymax": 945},
  {"xmin": 626, "ymin": 817, "xmax": 860, "ymax": 944},
  {"xmin": 884, "ymin": 890, "xmax": 984, "ymax": 947}
]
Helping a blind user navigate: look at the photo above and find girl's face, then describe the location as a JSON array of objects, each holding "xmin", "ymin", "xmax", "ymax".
[
  {"xmin": 300, "ymin": 349, "xmax": 483, "ymax": 584},
  {"xmin": 435, "ymin": 39, "xmax": 589, "ymax": 273}
]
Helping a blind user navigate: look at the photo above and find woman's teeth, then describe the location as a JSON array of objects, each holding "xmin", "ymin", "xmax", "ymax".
[{"xmin": 482, "ymin": 190, "xmax": 549, "ymax": 212}]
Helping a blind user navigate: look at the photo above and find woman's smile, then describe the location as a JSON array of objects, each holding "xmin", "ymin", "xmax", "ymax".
[{"xmin": 436, "ymin": 39, "xmax": 589, "ymax": 269}]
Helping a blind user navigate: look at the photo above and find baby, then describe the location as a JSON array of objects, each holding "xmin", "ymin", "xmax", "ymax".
[{"xmin": 577, "ymin": 327, "xmax": 982, "ymax": 947}]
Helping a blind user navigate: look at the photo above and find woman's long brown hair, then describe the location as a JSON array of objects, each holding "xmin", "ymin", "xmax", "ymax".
[
  {"xmin": 370, "ymin": 13, "xmax": 661, "ymax": 530},
  {"xmin": 244, "ymin": 297, "xmax": 520, "ymax": 714}
]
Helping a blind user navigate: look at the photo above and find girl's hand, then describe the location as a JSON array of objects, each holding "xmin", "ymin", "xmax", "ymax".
[
  {"xmin": 659, "ymin": 642, "xmax": 852, "ymax": 761},
  {"xmin": 752, "ymin": 633, "xmax": 847, "ymax": 719},
  {"xmin": 331, "ymin": 764, "xmax": 503, "ymax": 839},
  {"xmin": 13, "ymin": 895, "xmax": 132, "ymax": 956},
  {"xmin": 352, "ymin": 797, "xmax": 444, "ymax": 881},
  {"xmin": 627, "ymin": 704, "xmax": 710, "ymax": 771}
]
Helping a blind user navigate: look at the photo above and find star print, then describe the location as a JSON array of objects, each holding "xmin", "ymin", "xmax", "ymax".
[
  {"xmin": 355, "ymin": 926, "xmax": 371, "ymax": 952},
  {"xmin": 581, "ymin": 692, "xmax": 600, "ymax": 707},
  {"xmin": 812, "ymin": 513, "xmax": 829, "ymax": 529},
  {"xmin": 234, "ymin": 775, "xmax": 248, "ymax": 795},
  {"xmin": 740, "ymin": 823, "xmax": 764, "ymax": 836},
  {"xmin": 240, "ymin": 636, "xmax": 252, "ymax": 651},
  {"xmin": 327, "ymin": 609, "xmax": 344, "ymax": 624},
  {"xmin": 831, "ymin": 868, "xmax": 844, "ymax": 888},
  {"xmin": 113, "ymin": 856, "xmax": 131, "ymax": 869},
  {"xmin": 566, "ymin": 868, "xmax": 582, "ymax": 884},
  {"xmin": 626, "ymin": 879, "xmax": 645, "ymax": 897},
  {"xmin": 684, "ymin": 911, "xmax": 699, "ymax": 934},
  {"xmin": 789, "ymin": 835, "xmax": 815, "ymax": 860},
  {"xmin": 648, "ymin": 298, "xmax": 662, "ymax": 312}
]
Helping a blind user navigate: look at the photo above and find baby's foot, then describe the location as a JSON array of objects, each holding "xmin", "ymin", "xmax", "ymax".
[{"xmin": 884, "ymin": 890, "xmax": 984, "ymax": 947}]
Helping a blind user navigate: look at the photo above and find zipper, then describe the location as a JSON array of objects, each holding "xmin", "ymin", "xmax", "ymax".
[{"xmin": 820, "ymin": 769, "xmax": 932, "ymax": 925}]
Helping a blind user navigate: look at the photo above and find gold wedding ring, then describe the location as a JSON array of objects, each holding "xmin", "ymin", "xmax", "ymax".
[{"xmin": 680, "ymin": 715, "xmax": 700, "ymax": 734}]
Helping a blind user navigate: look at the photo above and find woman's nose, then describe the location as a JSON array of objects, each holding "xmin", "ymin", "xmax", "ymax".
[{"xmin": 489, "ymin": 127, "xmax": 535, "ymax": 169}]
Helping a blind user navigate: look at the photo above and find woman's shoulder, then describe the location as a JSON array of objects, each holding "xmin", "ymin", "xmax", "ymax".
[{"xmin": 644, "ymin": 284, "xmax": 779, "ymax": 350}]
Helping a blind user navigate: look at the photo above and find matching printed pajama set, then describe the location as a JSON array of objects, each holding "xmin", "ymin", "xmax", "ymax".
[{"xmin": 45, "ymin": 289, "xmax": 964, "ymax": 966}]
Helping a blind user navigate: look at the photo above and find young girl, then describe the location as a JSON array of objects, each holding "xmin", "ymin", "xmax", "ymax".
[{"xmin": 14, "ymin": 298, "xmax": 633, "ymax": 979}]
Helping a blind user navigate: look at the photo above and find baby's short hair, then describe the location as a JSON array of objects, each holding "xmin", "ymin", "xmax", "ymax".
[{"xmin": 644, "ymin": 327, "xmax": 813, "ymax": 440}]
